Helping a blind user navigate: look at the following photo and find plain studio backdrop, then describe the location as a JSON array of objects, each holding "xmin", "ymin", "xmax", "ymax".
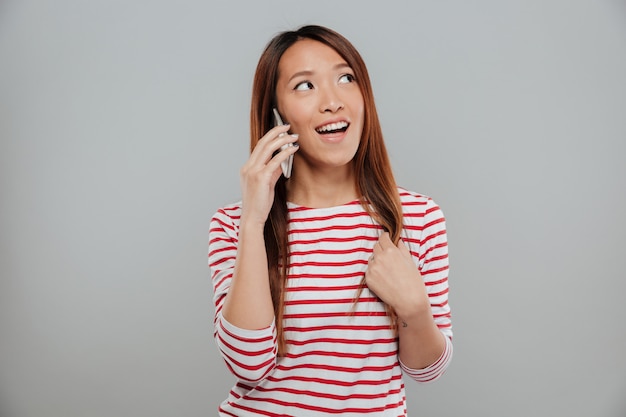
[{"xmin": 1, "ymin": 1, "xmax": 625, "ymax": 416}]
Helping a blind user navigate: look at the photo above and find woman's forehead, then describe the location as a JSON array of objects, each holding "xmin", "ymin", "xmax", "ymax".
[{"xmin": 278, "ymin": 39, "xmax": 347, "ymax": 75}]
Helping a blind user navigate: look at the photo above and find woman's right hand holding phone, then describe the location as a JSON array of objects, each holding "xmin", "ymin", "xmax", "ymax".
[
  {"xmin": 239, "ymin": 124, "xmax": 299, "ymax": 228},
  {"xmin": 222, "ymin": 124, "xmax": 297, "ymax": 330}
]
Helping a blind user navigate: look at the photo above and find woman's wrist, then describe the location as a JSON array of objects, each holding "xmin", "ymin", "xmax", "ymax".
[
  {"xmin": 395, "ymin": 300, "xmax": 435, "ymax": 331},
  {"xmin": 239, "ymin": 213, "xmax": 268, "ymax": 234}
]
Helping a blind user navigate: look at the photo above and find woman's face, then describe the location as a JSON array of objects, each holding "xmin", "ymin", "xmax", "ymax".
[{"xmin": 275, "ymin": 39, "xmax": 364, "ymax": 174}]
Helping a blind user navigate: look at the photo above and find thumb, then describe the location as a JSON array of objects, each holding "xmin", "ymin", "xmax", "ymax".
[{"xmin": 397, "ymin": 239, "xmax": 413, "ymax": 259}]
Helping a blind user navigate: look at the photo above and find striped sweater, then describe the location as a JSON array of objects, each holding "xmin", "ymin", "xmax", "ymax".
[{"xmin": 208, "ymin": 188, "xmax": 453, "ymax": 416}]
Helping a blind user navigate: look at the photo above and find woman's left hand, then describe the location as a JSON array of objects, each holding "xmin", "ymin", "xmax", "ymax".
[{"xmin": 364, "ymin": 232, "xmax": 430, "ymax": 319}]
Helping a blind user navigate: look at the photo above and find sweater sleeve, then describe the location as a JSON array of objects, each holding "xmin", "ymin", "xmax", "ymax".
[
  {"xmin": 401, "ymin": 196, "xmax": 453, "ymax": 383},
  {"xmin": 208, "ymin": 207, "xmax": 278, "ymax": 383}
]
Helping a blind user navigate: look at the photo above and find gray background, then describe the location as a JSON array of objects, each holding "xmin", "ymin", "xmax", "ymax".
[{"xmin": 1, "ymin": 0, "xmax": 625, "ymax": 416}]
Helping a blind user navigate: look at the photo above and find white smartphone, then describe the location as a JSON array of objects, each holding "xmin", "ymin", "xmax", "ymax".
[{"xmin": 273, "ymin": 107, "xmax": 293, "ymax": 179}]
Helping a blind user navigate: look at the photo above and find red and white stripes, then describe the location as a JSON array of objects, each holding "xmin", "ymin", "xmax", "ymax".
[{"xmin": 209, "ymin": 188, "xmax": 453, "ymax": 416}]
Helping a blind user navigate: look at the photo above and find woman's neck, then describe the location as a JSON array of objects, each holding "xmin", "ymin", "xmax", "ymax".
[{"xmin": 286, "ymin": 165, "xmax": 358, "ymax": 208}]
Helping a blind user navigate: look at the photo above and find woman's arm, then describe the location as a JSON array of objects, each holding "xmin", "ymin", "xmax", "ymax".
[
  {"xmin": 208, "ymin": 126, "xmax": 298, "ymax": 382},
  {"xmin": 220, "ymin": 218, "xmax": 274, "ymax": 329},
  {"xmin": 364, "ymin": 198, "xmax": 452, "ymax": 381},
  {"xmin": 221, "ymin": 124, "xmax": 298, "ymax": 329},
  {"xmin": 209, "ymin": 208, "xmax": 277, "ymax": 383}
]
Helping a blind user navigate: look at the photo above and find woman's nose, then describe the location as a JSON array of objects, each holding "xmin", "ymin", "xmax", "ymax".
[{"xmin": 319, "ymin": 88, "xmax": 344, "ymax": 113}]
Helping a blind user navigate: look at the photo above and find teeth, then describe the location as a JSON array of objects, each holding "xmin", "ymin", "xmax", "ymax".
[{"xmin": 316, "ymin": 121, "xmax": 348, "ymax": 133}]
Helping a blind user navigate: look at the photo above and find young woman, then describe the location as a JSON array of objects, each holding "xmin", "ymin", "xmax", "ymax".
[{"xmin": 209, "ymin": 25, "xmax": 453, "ymax": 416}]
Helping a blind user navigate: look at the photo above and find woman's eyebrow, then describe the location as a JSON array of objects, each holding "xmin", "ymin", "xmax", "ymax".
[
  {"xmin": 287, "ymin": 63, "xmax": 352, "ymax": 83},
  {"xmin": 334, "ymin": 63, "xmax": 351, "ymax": 71},
  {"xmin": 288, "ymin": 70, "xmax": 313, "ymax": 83}
]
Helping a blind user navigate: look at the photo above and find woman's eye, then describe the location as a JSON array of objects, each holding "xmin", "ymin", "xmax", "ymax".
[
  {"xmin": 339, "ymin": 74, "xmax": 355, "ymax": 84},
  {"xmin": 294, "ymin": 81, "xmax": 314, "ymax": 91}
]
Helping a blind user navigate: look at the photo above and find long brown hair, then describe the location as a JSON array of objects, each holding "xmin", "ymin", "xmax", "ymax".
[{"xmin": 250, "ymin": 25, "xmax": 403, "ymax": 356}]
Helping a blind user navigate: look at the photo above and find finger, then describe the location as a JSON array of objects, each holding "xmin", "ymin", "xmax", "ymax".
[
  {"xmin": 259, "ymin": 124, "xmax": 292, "ymax": 143},
  {"xmin": 370, "ymin": 233, "xmax": 386, "ymax": 259},
  {"xmin": 375, "ymin": 232, "xmax": 392, "ymax": 254},
  {"xmin": 372, "ymin": 240, "xmax": 382, "ymax": 258},
  {"xmin": 250, "ymin": 125, "xmax": 293, "ymax": 160},
  {"xmin": 396, "ymin": 238, "xmax": 407, "ymax": 251},
  {"xmin": 251, "ymin": 131, "xmax": 298, "ymax": 167},
  {"xmin": 257, "ymin": 125, "xmax": 294, "ymax": 150},
  {"xmin": 264, "ymin": 139, "xmax": 299, "ymax": 174},
  {"xmin": 397, "ymin": 239, "xmax": 413, "ymax": 259}
]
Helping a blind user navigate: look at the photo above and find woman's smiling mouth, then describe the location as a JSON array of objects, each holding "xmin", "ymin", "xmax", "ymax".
[{"xmin": 315, "ymin": 120, "xmax": 350, "ymax": 135}]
